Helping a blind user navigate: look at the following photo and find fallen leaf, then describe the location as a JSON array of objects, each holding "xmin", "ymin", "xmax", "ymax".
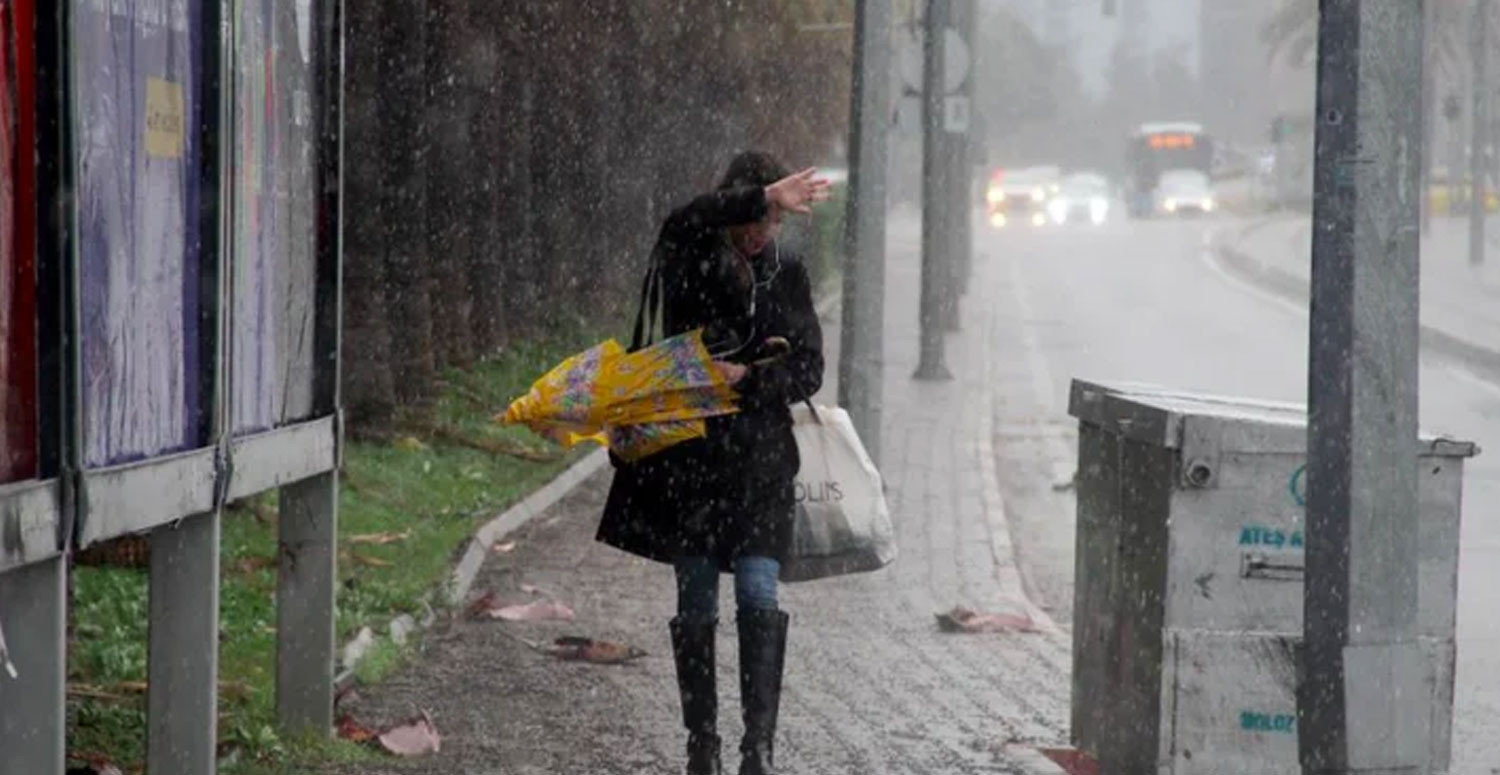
[
  {"xmin": 234, "ymin": 555, "xmax": 277, "ymax": 573},
  {"xmin": 336, "ymin": 713, "xmax": 377, "ymax": 744},
  {"xmin": 378, "ymin": 710, "xmax": 441, "ymax": 756},
  {"xmin": 351, "ymin": 553, "xmax": 393, "ymax": 568},
  {"xmin": 465, "ymin": 590, "xmax": 503, "ymax": 619},
  {"xmin": 491, "ymin": 540, "xmax": 518, "ymax": 554},
  {"xmin": 347, "ymin": 531, "xmax": 410, "ymax": 546},
  {"xmin": 1038, "ymin": 747, "xmax": 1102, "ymax": 775},
  {"xmin": 393, "ymin": 436, "xmax": 427, "ymax": 452},
  {"xmin": 491, "ymin": 600, "xmax": 575, "ymax": 622},
  {"xmin": 65, "ymin": 752, "xmax": 124, "ymax": 775},
  {"xmin": 935, "ymin": 606, "xmax": 1038, "ymax": 634},
  {"xmin": 545, "ymin": 636, "xmax": 647, "ymax": 664},
  {"xmin": 65, "ymin": 683, "xmax": 129, "ymax": 702}
]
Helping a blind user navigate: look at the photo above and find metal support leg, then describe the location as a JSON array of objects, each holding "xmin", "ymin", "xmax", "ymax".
[
  {"xmin": 148, "ymin": 510, "xmax": 221, "ymax": 775},
  {"xmin": 276, "ymin": 471, "xmax": 338, "ymax": 735},
  {"xmin": 0, "ymin": 556, "xmax": 67, "ymax": 775}
]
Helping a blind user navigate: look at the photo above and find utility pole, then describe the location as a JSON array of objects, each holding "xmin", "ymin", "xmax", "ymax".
[
  {"xmin": 1301, "ymin": 3, "xmax": 1426, "ymax": 774},
  {"xmin": 915, "ymin": 0, "xmax": 953, "ymax": 381},
  {"xmin": 1421, "ymin": 0, "xmax": 1435, "ymax": 235},
  {"xmin": 1470, "ymin": 0, "xmax": 1489, "ymax": 267},
  {"xmin": 946, "ymin": 0, "xmax": 975, "ymax": 322},
  {"xmin": 839, "ymin": 0, "xmax": 891, "ymax": 466}
]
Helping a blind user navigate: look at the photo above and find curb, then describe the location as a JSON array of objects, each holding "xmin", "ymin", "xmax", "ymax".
[
  {"xmin": 446, "ymin": 449, "xmax": 611, "ymax": 606},
  {"xmin": 334, "ymin": 448, "xmax": 610, "ymax": 689},
  {"xmin": 1214, "ymin": 221, "xmax": 1500, "ymax": 384}
]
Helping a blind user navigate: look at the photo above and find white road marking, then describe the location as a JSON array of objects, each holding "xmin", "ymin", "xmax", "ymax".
[
  {"xmin": 1447, "ymin": 363, "xmax": 1500, "ymax": 400},
  {"xmin": 1198, "ymin": 242, "xmax": 1309, "ymax": 318},
  {"xmin": 1202, "ymin": 234, "xmax": 1500, "ymax": 404}
]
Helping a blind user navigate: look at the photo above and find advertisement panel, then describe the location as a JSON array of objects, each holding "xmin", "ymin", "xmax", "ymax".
[
  {"xmin": 229, "ymin": 0, "xmax": 317, "ymax": 433},
  {"xmin": 0, "ymin": 0, "xmax": 38, "ymax": 483},
  {"xmin": 73, "ymin": 0, "xmax": 205, "ymax": 466}
]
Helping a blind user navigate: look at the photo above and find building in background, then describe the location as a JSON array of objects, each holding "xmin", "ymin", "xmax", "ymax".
[{"xmin": 1197, "ymin": 1, "xmax": 1275, "ymax": 150}]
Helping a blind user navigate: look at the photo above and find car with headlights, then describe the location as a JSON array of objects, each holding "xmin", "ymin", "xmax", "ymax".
[
  {"xmin": 1046, "ymin": 172, "xmax": 1112, "ymax": 226},
  {"xmin": 1153, "ymin": 169, "xmax": 1216, "ymax": 216},
  {"xmin": 984, "ymin": 167, "xmax": 1056, "ymax": 228}
]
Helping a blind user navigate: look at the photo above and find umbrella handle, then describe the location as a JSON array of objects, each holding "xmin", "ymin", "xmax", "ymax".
[{"xmin": 750, "ymin": 336, "xmax": 791, "ymax": 367}]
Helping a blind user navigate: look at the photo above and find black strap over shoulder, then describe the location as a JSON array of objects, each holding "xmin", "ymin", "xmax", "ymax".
[{"xmin": 630, "ymin": 252, "xmax": 663, "ymax": 353}]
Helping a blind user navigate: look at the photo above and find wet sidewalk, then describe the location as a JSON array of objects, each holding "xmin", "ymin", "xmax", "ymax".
[
  {"xmin": 1222, "ymin": 215, "xmax": 1500, "ymax": 367},
  {"xmin": 324, "ymin": 211, "xmax": 1071, "ymax": 775}
]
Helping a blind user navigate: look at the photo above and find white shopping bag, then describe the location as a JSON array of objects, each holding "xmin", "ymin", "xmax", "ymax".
[{"xmin": 779, "ymin": 404, "xmax": 897, "ymax": 583}]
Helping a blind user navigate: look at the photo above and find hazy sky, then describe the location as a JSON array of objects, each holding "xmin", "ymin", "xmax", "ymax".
[{"xmin": 983, "ymin": 0, "xmax": 1203, "ymax": 97}]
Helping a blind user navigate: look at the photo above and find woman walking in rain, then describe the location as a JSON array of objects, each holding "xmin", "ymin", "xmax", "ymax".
[{"xmin": 598, "ymin": 152, "xmax": 830, "ymax": 775}]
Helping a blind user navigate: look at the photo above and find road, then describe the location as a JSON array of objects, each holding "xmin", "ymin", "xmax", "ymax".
[{"xmin": 982, "ymin": 214, "xmax": 1500, "ymax": 772}]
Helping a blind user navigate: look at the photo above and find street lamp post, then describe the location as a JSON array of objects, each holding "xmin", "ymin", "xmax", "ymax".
[
  {"xmin": 839, "ymin": 0, "xmax": 892, "ymax": 465},
  {"xmin": 915, "ymin": 0, "xmax": 953, "ymax": 380},
  {"xmin": 1301, "ymin": 3, "xmax": 1426, "ymax": 773},
  {"xmin": 1470, "ymin": 0, "xmax": 1489, "ymax": 267}
]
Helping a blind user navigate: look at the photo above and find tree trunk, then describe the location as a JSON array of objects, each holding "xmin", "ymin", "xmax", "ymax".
[
  {"xmin": 424, "ymin": 0, "xmax": 476, "ymax": 371},
  {"xmin": 464, "ymin": 3, "xmax": 507, "ymax": 356},
  {"xmin": 498, "ymin": 13, "xmax": 539, "ymax": 340},
  {"xmin": 339, "ymin": 0, "xmax": 396, "ymax": 427},
  {"xmin": 377, "ymin": 0, "xmax": 436, "ymax": 405}
]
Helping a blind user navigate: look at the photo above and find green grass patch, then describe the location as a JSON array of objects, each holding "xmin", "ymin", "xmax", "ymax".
[{"xmin": 66, "ymin": 326, "xmax": 606, "ymax": 773}]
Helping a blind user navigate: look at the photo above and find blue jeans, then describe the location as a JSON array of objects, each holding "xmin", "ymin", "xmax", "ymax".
[{"xmin": 674, "ymin": 555, "xmax": 780, "ymax": 624}]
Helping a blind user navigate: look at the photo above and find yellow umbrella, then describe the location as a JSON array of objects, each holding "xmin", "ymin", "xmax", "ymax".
[{"xmin": 499, "ymin": 329, "xmax": 740, "ymax": 460}]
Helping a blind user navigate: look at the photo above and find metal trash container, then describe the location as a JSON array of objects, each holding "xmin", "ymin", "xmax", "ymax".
[{"xmin": 1067, "ymin": 379, "xmax": 1477, "ymax": 775}]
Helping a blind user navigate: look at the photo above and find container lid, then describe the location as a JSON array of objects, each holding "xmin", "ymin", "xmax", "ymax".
[{"xmin": 1068, "ymin": 379, "xmax": 1478, "ymax": 458}]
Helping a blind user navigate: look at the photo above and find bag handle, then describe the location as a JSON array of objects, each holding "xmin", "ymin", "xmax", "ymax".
[{"xmin": 630, "ymin": 252, "xmax": 663, "ymax": 352}]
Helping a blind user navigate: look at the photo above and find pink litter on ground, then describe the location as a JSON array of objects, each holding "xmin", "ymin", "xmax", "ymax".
[
  {"xmin": 935, "ymin": 606, "xmax": 1038, "ymax": 634},
  {"xmin": 492, "ymin": 600, "xmax": 575, "ymax": 622},
  {"xmin": 378, "ymin": 710, "xmax": 441, "ymax": 756}
]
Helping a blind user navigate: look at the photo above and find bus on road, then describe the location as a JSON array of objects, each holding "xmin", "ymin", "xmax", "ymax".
[{"xmin": 1124, "ymin": 122, "xmax": 1214, "ymax": 218}]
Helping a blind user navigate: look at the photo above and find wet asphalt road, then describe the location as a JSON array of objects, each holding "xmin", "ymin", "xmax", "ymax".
[{"xmin": 984, "ymin": 213, "xmax": 1500, "ymax": 773}]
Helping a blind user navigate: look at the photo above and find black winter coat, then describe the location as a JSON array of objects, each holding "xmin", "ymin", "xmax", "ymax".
[{"xmin": 597, "ymin": 186, "xmax": 824, "ymax": 571}]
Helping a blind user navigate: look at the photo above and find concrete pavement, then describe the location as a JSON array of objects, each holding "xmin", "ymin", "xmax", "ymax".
[
  {"xmin": 1219, "ymin": 215, "xmax": 1500, "ymax": 381},
  {"xmin": 322, "ymin": 210, "xmax": 1072, "ymax": 775}
]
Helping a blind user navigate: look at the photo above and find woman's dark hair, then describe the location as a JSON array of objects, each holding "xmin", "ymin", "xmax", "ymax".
[{"xmin": 717, "ymin": 150, "xmax": 790, "ymax": 190}]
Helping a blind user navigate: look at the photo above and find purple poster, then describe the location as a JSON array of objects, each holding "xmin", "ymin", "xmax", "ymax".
[
  {"xmin": 73, "ymin": 0, "xmax": 204, "ymax": 467},
  {"xmin": 229, "ymin": 0, "xmax": 317, "ymax": 434}
]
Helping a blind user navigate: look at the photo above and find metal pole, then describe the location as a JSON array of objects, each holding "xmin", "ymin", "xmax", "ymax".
[
  {"xmin": 946, "ymin": 0, "xmax": 975, "ymax": 322},
  {"xmin": 1421, "ymin": 0, "xmax": 1435, "ymax": 234},
  {"xmin": 915, "ymin": 0, "xmax": 952, "ymax": 381},
  {"xmin": 1301, "ymin": 3, "xmax": 1426, "ymax": 774},
  {"xmin": 839, "ymin": 0, "xmax": 891, "ymax": 464},
  {"xmin": 1470, "ymin": 0, "xmax": 1489, "ymax": 266}
]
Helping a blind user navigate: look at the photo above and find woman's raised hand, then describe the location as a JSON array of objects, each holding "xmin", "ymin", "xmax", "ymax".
[{"xmin": 766, "ymin": 168, "xmax": 833, "ymax": 215}]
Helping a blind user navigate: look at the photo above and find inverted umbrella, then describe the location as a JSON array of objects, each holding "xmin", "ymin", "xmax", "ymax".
[{"xmin": 499, "ymin": 329, "xmax": 740, "ymax": 460}]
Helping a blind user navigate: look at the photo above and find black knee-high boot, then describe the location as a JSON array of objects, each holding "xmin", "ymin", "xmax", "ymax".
[
  {"xmin": 671, "ymin": 617, "xmax": 722, "ymax": 774},
  {"xmin": 736, "ymin": 609, "xmax": 789, "ymax": 775}
]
